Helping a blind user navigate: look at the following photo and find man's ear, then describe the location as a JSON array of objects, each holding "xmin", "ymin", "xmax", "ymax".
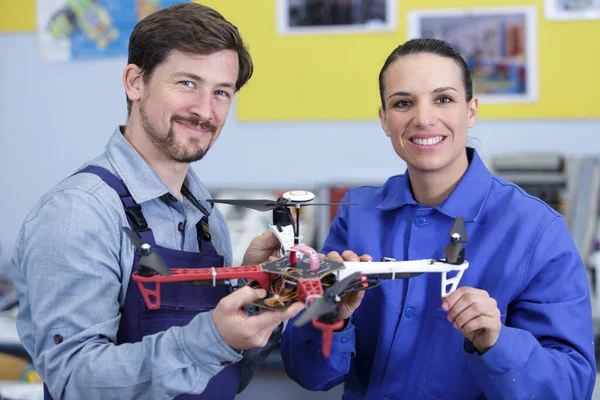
[
  {"xmin": 379, "ymin": 106, "xmax": 390, "ymax": 137},
  {"xmin": 467, "ymin": 97, "xmax": 478, "ymax": 129},
  {"xmin": 123, "ymin": 64, "xmax": 144, "ymax": 104}
]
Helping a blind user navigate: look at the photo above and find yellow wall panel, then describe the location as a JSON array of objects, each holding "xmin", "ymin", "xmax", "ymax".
[
  {"xmin": 0, "ymin": 0, "xmax": 36, "ymax": 32},
  {"xmin": 200, "ymin": 0, "xmax": 600, "ymax": 120},
  {"xmin": 2, "ymin": 1, "xmax": 599, "ymax": 119}
]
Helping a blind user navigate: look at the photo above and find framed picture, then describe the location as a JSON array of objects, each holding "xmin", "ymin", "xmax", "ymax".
[
  {"xmin": 408, "ymin": 7, "xmax": 538, "ymax": 104},
  {"xmin": 545, "ymin": 0, "xmax": 600, "ymax": 20},
  {"xmin": 277, "ymin": 0, "xmax": 397, "ymax": 36}
]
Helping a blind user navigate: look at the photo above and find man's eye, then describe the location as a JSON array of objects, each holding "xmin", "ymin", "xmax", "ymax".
[
  {"xmin": 180, "ymin": 81, "xmax": 194, "ymax": 88},
  {"xmin": 215, "ymin": 90, "xmax": 231, "ymax": 98}
]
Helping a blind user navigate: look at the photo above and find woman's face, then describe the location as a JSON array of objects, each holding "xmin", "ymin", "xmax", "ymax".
[{"xmin": 379, "ymin": 53, "xmax": 478, "ymax": 174}]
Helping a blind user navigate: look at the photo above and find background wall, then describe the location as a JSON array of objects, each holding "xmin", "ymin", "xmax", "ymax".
[{"xmin": 201, "ymin": 0, "xmax": 600, "ymax": 121}]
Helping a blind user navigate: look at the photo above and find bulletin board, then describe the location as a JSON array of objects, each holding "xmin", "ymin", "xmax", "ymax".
[{"xmin": 2, "ymin": 0, "xmax": 599, "ymax": 120}]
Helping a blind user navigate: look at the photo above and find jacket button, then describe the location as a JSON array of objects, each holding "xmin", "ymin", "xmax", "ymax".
[
  {"xmin": 414, "ymin": 217, "xmax": 428, "ymax": 227},
  {"xmin": 404, "ymin": 307, "xmax": 415, "ymax": 318},
  {"xmin": 53, "ymin": 334, "xmax": 63, "ymax": 344},
  {"xmin": 178, "ymin": 222, "xmax": 184, "ymax": 232}
]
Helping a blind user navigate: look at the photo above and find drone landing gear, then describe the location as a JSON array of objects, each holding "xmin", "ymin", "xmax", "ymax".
[
  {"xmin": 313, "ymin": 313, "xmax": 344, "ymax": 357},
  {"xmin": 441, "ymin": 269, "xmax": 466, "ymax": 298},
  {"xmin": 136, "ymin": 281, "xmax": 162, "ymax": 310}
]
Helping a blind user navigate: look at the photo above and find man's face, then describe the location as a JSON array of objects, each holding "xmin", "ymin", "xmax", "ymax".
[
  {"xmin": 378, "ymin": 53, "xmax": 477, "ymax": 174},
  {"xmin": 137, "ymin": 49, "xmax": 239, "ymax": 163}
]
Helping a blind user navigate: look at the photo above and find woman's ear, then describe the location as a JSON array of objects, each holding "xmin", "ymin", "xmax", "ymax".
[
  {"xmin": 467, "ymin": 97, "xmax": 479, "ymax": 129},
  {"xmin": 379, "ymin": 106, "xmax": 391, "ymax": 137}
]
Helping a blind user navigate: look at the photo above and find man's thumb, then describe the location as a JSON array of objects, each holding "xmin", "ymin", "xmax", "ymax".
[
  {"xmin": 264, "ymin": 230, "xmax": 281, "ymax": 249},
  {"xmin": 227, "ymin": 286, "xmax": 267, "ymax": 309}
]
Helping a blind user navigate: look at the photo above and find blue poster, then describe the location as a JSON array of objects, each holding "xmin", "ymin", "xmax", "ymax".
[{"xmin": 37, "ymin": 0, "xmax": 190, "ymax": 62}]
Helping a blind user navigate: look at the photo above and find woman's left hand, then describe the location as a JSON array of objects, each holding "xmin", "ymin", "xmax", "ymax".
[{"xmin": 443, "ymin": 286, "xmax": 502, "ymax": 354}]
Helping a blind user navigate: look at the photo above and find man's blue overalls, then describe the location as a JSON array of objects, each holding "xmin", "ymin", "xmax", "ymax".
[{"xmin": 44, "ymin": 166, "xmax": 240, "ymax": 399}]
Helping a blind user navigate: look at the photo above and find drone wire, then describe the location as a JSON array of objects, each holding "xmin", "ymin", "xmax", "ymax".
[{"xmin": 262, "ymin": 271, "xmax": 335, "ymax": 308}]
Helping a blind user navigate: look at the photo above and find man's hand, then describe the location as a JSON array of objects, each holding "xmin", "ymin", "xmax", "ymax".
[
  {"xmin": 443, "ymin": 287, "xmax": 502, "ymax": 354},
  {"xmin": 326, "ymin": 250, "xmax": 373, "ymax": 320},
  {"xmin": 213, "ymin": 286, "xmax": 305, "ymax": 351},
  {"xmin": 242, "ymin": 230, "xmax": 280, "ymax": 266}
]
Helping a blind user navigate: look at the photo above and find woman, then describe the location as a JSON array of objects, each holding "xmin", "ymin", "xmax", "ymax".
[{"xmin": 281, "ymin": 38, "xmax": 596, "ymax": 399}]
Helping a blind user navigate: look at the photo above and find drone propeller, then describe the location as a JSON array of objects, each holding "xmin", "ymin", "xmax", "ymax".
[
  {"xmin": 122, "ymin": 227, "xmax": 172, "ymax": 276},
  {"xmin": 206, "ymin": 199, "xmax": 281, "ymax": 212},
  {"xmin": 442, "ymin": 217, "xmax": 468, "ymax": 265},
  {"xmin": 293, "ymin": 272, "xmax": 362, "ymax": 327},
  {"xmin": 450, "ymin": 216, "xmax": 469, "ymax": 242},
  {"xmin": 207, "ymin": 197, "xmax": 355, "ymax": 211}
]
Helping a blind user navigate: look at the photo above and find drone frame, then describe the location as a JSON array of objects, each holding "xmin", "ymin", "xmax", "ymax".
[
  {"xmin": 130, "ymin": 242, "xmax": 469, "ymax": 357},
  {"xmin": 127, "ymin": 191, "xmax": 470, "ymax": 357}
]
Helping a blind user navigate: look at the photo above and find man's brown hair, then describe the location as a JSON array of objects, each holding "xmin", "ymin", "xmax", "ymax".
[{"xmin": 126, "ymin": 3, "xmax": 253, "ymax": 115}]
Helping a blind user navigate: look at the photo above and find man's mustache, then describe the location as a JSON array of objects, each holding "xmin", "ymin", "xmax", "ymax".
[{"xmin": 171, "ymin": 116, "xmax": 217, "ymax": 134}]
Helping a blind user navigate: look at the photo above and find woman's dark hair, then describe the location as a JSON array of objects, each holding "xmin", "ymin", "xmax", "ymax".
[
  {"xmin": 126, "ymin": 3, "xmax": 253, "ymax": 115},
  {"xmin": 378, "ymin": 38, "xmax": 473, "ymax": 109}
]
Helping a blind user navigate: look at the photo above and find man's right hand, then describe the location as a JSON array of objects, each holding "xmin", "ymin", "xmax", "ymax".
[
  {"xmin": 326, "ymin": 250, "xmax": 373, "ymax": 320},
  {"xmin": 212, "ymin": 286, "xmax": 305, "ymax": 351}
]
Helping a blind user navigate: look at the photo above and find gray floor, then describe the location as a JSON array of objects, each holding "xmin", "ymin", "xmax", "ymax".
[
  {"xmin": 238, "ymin": 368, "xmax": 600, "ymax": 400},
  {"xmin": 237, "ymin": 368, "xmax": 343, "ymax": 400}
]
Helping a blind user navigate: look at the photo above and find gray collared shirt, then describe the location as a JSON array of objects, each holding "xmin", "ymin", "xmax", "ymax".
[{"xmin": 11, "ymin": 127, "xmax": 244, "ymax": 399}]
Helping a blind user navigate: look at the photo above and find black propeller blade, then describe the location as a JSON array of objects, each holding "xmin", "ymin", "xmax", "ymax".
[
  {"xmin": 206, "ymin": 199, "xmax": 280, "ymax": 212},
  {"xmin": 443, "ymin": 241, "xmax": 464, "ymax": 265},
  {"xmin": 443, "ymin": 217, "xmax": 468, "ymax": 264},
  {"xmin": 122, "ymin": 227, "xmax": 172, "ymax": 276},
  {"xmin": 207, "ymin": 198, "xmax": 356, "ymax": 212},
  {"xmin": 293, "ymin": 272, "xmax": 362, "ymax": 327},
  {"xmin": 298, "ymin": 202, "xmax": 357, "ymax": 207},
  {"xmin": 449, "ymin": 217, "xmax": 469, "ymax": 243}
]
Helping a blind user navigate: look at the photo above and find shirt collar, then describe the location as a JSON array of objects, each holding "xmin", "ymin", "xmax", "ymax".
[
  {"xmin": 377, "ymin": 147, "xmax": 492, "ymax": 222},
  {"xmin": 105, "ymin": 126, "xmax": 213, "ymax": 212}
]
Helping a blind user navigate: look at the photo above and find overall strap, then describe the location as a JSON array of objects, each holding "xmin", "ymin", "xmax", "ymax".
[{"xmin": 75, "ymin": 165, "xmax": 157, "ymax": 246}]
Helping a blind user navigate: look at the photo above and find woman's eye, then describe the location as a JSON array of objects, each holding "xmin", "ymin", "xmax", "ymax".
[
  {"xmin": 436, "ymin": 96, "xmax": 453, "ymax": 104},
  {"xmin": 394, "ymin": 100, "xmax": 412, "ymax": 108}
]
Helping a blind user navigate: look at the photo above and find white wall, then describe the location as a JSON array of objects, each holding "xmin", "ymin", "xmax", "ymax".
[{"xmin": 1, "ymin": 33, "xmax": 599, "ymax": 270}]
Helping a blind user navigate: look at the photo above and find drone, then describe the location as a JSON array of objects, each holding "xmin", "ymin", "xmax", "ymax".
[{"xmin": 123, "ymin": 190, "xmax": 470, "ymax": 357}]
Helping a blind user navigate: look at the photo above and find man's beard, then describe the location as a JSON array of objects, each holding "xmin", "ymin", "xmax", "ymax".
[{"xmin": 140, "ymin": 101, "xmax": 217, "ymax": 163}]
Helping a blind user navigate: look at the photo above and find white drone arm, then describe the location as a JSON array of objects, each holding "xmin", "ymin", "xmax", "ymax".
[{"xmin": 337, "ymin": 259, "xmax": 470, "ymax": 297}]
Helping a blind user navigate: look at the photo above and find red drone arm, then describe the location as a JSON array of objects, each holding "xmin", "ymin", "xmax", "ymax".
[
  {"xmin": 296, "ymin": 278, "xmax": 344, "ymax": 357},
  {"xmin": 132, "ymin": 265, "xmax": 271, "ymax": 309},
  {"xmin": 296, "ymin": 278, "xmax": 323, "ymax": 304}
]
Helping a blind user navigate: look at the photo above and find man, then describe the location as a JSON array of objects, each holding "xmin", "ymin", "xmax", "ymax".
[{"xmin": 11, "ymin": 3, "xmax": 304, "ymax": 399}]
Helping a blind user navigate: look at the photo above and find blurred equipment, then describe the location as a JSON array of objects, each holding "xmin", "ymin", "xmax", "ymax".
[
  {"xmin": 489, "ymin": 153, "xmax": 567, "ymax": 214},
  {"xmin": 563, "ymin": 157, "xmax": 600, "ymax": 338}
]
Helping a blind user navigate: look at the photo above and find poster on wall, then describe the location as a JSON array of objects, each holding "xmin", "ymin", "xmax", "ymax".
[
  {"xmin": 277, "ymin": 0, "xmax": 397, "ymax": 35},
  {"xmin": 408, "ymin": 7, "xmax": 538, "ymax": 104},
  {"xmin": 545, "ymin": 0, "xmax": 600, "ymax": 20},
  {"xmin": 36, "ymin": 0, "xmax": 189, "ymax": 62}
]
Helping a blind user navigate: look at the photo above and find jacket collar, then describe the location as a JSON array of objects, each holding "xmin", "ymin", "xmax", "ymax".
[
  {"xmin": 377, "ymin": 147, "xmax": 492, "ymax": 222},
  {"xmin": 105, "ymin": 126, "xmax": 213, "ymax": 212}
]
